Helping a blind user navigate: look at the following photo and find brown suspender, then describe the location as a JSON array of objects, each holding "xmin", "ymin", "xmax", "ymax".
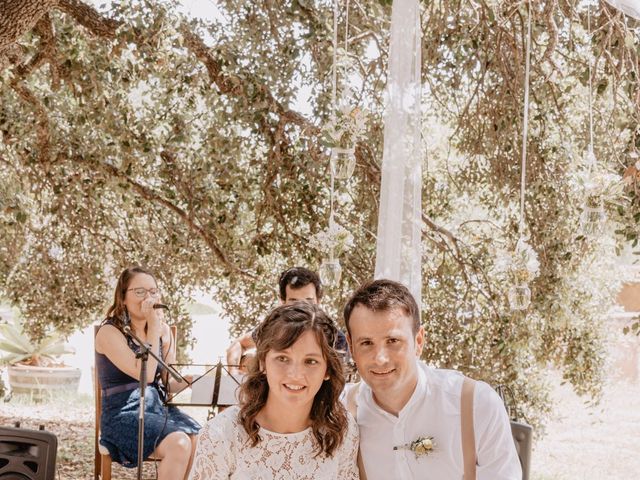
[
  {"xmin": 348, "ymin": 377, "xmax": 477, "ymax": 480},
  {"xmin": 461, "ymin": 377, "xmax": 477, "ymax": 480}
]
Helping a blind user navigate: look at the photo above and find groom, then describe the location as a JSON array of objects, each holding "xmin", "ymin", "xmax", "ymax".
[{"xmin": 343, "ymin": 279, "xmax": 521, "ymax": 479}]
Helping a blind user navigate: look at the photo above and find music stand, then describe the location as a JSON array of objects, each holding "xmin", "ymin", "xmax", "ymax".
[
  {"xmin": 124, "ymin": 327, "xmax": 183, "ymax": 480},
  {"xmin": 165, "ymin": 361, "xmax": 244, "ymax": 410}
]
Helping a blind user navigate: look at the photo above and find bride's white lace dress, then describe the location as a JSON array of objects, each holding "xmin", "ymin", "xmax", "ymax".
[{"xmin": 188, "ymin": 406, "xmax": 359, "ymax": 479}]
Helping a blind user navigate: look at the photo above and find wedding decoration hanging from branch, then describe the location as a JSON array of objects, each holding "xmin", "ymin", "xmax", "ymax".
[
  {"xmin": 495, "ymin": 238, "xmax": 540, "ymax": 311},
  {"xmin": 578, "ymin": 1, "xmax": 624, "ymax": 238},
  {"xmin": 579, "ymin": 1, "xmax": 607, "ymax": 238},
  {"xmin": 315, "ymin": 0, "xmax": 358, "ymax": 286},
  {"xmin": 321, "ymin": 97, "xmax": 367, "ymax": 180},
  {"xmin": 506, "ymin": 0, "xmax": 539, "ymax": 312},
  {"xmin": 320, "ymin": 0, "xmax": 366, "ymax": 181},
  {"xmin": 312, "ymin": 217, "xmax": 354, "ymax": 285}
]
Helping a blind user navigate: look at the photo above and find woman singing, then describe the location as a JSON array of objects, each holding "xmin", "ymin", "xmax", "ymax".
[{"xmin": 95, "ymin": 266, "xmax": 200, "ymax": 479}]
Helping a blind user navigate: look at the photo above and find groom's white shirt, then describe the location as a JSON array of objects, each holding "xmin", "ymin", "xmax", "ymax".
[{"xmin": 347, "ymin": 362, "xmax": 522, "ymax": 480}]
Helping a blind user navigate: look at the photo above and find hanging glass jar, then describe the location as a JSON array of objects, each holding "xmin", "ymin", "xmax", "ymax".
[
  {"xmin": 579, "ymin": 198, "xmax": 606, "ymax": 238},
  {"xmin": 319, "ymin": 256, "xmax": 342, "ymax": 286},
  {"xmin": 331, "ymin": 146, "xmax": 356, "ymax": 180},
  {"xmin": 327, "ymin": 85, "xmax": 363, "ymax": 181},
  {"xmin": 508, "ymin": 284, "xmax": 531, "ymax": 311}
]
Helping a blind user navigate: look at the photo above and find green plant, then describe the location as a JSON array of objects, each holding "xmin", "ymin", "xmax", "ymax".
[{"xmin": 0, "ymin": 318, "xmax": 74, "ymax": 367}]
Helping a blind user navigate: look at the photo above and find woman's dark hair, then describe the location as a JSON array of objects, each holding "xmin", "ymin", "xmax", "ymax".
[
  {"xmin": 238, "ymin": 302, "xmax": 347, "ymax": 457},
  {"xmin": 104, "ymin": 266, "xmax": 157, "ymax": 332}
]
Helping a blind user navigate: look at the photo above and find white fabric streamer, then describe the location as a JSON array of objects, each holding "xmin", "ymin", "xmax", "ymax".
[
  {"xmin": 604, "ymin": 0, "xmax": 640, "ymax": 20},
  {"xmin": 374, "ymin": 0, "xmax": 422, "ymax": 307}
]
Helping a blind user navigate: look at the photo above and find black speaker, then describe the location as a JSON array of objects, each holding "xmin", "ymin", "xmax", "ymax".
[{"xmin": 0, "ymin": 426, "xmax": 57, "ymax": 480}]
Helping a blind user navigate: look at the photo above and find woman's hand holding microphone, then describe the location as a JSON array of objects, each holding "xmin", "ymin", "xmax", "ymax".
[{"xmin": 141, "ymin": 293, "xmax": 164, "ymax": 333}]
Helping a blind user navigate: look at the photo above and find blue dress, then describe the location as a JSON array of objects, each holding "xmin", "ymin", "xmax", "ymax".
[{"xmin": 96, "ymin": 320, "xmax": 201, "ymax": 468}]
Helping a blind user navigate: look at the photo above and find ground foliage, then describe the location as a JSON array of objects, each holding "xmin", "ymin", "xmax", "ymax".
[{"xmin": 1, "ymin": 0, "xmax": 640, "ymax": 425}]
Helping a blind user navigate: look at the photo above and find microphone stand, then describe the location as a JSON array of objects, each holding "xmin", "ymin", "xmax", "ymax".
[{"xmin": 124, "ymin": 326, "xmax": 183, "ymax": 480}]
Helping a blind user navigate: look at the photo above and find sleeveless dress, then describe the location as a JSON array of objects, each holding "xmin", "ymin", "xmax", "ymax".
[{"xmin": 96, "ymin": 320, "xmax": 201, "ymax": 468}]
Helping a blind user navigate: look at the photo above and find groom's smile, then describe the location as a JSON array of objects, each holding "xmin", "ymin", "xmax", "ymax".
[{"xmin": 371, "ymin": 368, "xmax": 396, "ymax": 375}]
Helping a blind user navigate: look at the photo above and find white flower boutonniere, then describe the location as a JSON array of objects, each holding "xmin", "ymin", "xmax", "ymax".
[{"xmin": 393, "ymin": 436, "xmax": 435, "ymax": 459}]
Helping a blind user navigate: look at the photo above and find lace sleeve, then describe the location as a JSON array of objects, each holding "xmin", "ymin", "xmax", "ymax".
[
  {"xmin": 188, "ymin": 415, "xmax": 233, "ymax": 480},
  {"xmin": 337, "ymin": 412, "xmax": 360, "ymax": 479}
]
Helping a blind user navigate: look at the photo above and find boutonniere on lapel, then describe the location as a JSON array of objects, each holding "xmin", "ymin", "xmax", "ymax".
[{"xmin": 393, "ymin": 436, "xmax": 435, "ymax": 458}]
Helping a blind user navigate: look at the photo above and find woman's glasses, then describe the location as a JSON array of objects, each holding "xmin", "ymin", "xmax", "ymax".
[{"xmin": 126, "ymin": 287, "xmax": 159, "ymax": 298}]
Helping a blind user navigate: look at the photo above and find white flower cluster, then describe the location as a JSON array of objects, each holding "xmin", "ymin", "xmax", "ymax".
[
  {"xmin": 581, "ymin": 170, "xmax": 624, "ymax": 200},
  {"xmin": 572, "ymin": 149, "xmax": 624, "ymax": 204},
  {"xmin": 309, "ymin": 220, "xmax": 354, "ymax": 256},
  {"xmin": 393, "ymin": 436, "xmax": 435, "ymax": 459},
  {"xmin": 321, "ymin": 88, "xmax": 367, "ymax": 149},
  {"xmin": 494, "ymin": 237, "xmax": 540, "ymax": 284}
]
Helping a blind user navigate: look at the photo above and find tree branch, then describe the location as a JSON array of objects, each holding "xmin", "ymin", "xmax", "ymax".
[
  {"xmin": 179, "ymin": 26, "xmax": 314, "ymax": 132},
  {"xmin": 33, "ymin": 13, "xmax": 60, "ymax": 90},
  {"xmin": 81, "ymin": 155, "xmax": 251, "ymax": 278},
  {"xmin": 56, "ymin": 0, "xmax": 120, "ymax": 39},
  {"xmin": 0, "ymin": 0, "xmax": 58, "ymax": 53},
  {"xmin": 10, "ymin": 81, "xmax": 51, "ymax": 163}
]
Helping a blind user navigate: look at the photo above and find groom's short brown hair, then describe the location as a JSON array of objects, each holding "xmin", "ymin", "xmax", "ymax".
[{"xmin": 343, "ymin": 279, "xmax": 421, "ymax": 335}]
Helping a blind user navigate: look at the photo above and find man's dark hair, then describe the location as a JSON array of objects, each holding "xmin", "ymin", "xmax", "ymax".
[
  {"xmin": 278, "ymin": 267, "xmax": 323, "ymax": 301},
  {"xmin": 343, "ymin": 279, "xmax": 421, "ymax": 335}
]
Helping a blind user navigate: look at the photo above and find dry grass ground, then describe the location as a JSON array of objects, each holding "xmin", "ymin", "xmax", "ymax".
[
  {"xmin": 532, "ymin": 315, "xmax": 640, "ymax": 480},
  {"xmin": 531, "ymin": 374, "xmax": 640, "ymax": 480}
]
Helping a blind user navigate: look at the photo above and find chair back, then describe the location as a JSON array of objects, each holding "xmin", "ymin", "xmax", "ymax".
[
  {"xmin": 93, "ymin": 325, "xmax": 102, "ymax": 479},
  {"xmin": 496, "ymin": 384, "xmax": 533, "ymax": 480},
  {"xmin": 511, "ymin": 420, "xmax": 533, "ymax": 480}
]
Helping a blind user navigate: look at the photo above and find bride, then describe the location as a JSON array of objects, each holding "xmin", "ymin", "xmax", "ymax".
[{"xmin": 188, "ymin": 302, "xmax": 359, "ymax": 479}]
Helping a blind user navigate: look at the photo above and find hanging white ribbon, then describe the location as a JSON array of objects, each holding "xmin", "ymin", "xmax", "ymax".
[
  {"xmin": 374, "ymin": 0, "xmax": 422, "ymax": 306},
  {"xmin": 519, "ymin": 0, "xmax": 532, "ymax": 237},
  {"xmin": 604, "ymin": 0, "xmax": 640, "ymax": 19}
]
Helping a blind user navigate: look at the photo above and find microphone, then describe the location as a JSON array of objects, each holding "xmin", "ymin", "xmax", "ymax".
[{"xmin": 153, "ymin": 304, "xmax": 169, "ymax": 310}]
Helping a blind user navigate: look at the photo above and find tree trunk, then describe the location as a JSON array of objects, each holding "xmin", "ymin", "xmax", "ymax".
[{"xmin": 0, "ymin": 0, "xmax": 58, "ymax": 52}]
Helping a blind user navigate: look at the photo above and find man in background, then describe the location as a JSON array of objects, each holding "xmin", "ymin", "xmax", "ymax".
[{"xmin": 226, "ymin": 267, "xmax": 326, "ymax": 368}]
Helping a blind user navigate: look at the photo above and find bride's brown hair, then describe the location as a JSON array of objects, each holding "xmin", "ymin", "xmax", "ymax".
[{"xmin": 238, "ymin": 302, "xmax": 348, "ymax": 457}]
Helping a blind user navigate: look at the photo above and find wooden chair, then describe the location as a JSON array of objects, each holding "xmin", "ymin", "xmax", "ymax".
[{"xmin": 94, "ymin": 324, "xmax": 177, "ymax": 480}]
